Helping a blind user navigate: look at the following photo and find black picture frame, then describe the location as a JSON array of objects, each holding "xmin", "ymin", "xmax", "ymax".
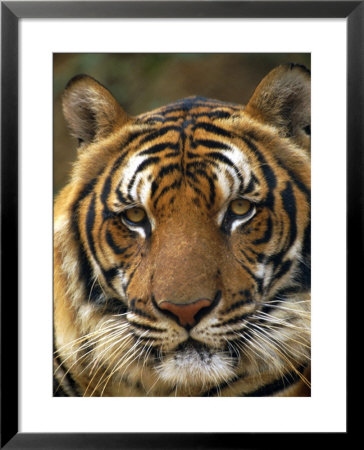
[{"xmin": 1, "ymin": 1, "xmax": 360, "ymax": 448}]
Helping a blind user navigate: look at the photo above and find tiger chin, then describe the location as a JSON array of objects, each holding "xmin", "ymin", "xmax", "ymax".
[{"xmin": 54, "ymin": 64, "xmax": 311, "ymax": 397}]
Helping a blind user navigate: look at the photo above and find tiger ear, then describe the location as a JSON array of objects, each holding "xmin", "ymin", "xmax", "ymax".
[
  {"xmin": 62, "ymin": 75, "xmax": 129, "ymax": 145},
  {"xmin": 245, "ymin": 64, "xmax": 311, "ymax": 149}
]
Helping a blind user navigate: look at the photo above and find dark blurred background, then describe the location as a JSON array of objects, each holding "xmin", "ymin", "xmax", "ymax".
[{"xmin": 54, "ymin": 53, "xmax": 310, "ymax": 195}]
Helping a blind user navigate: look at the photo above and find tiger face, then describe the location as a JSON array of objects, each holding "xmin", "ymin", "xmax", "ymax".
[{"xmin": 54, "ymin": 64, "xmax": 311, "ymax": 397}]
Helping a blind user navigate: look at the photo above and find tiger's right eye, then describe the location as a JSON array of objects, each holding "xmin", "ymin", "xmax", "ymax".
[
  {"xmin": 221, "ymin": 198, "xmax": 256, "ymax": 234},
  {"xmin": 229, "ymin": 199, "xmax": 252, "ymax": 216},
  {"xmin": 124, "ymin": 207, "xmax": 146, "ymax": 225}
]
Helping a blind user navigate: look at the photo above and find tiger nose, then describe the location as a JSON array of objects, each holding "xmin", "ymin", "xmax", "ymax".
[{"xmin": 159, "ymin": 298, "xmax": 213, "ymax": 329}]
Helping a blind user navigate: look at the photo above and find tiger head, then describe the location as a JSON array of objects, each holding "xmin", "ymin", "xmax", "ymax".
[{"xmin": 54, "ymin": 64, "xmax": 310, "ymax": 396}]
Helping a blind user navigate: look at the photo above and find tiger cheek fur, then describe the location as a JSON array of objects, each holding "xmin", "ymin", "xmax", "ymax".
[{"xmin": 54, "ymin": 64, "xmax": 311, "ymax": 397}]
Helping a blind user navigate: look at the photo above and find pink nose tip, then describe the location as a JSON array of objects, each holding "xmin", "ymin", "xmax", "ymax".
[{"xmin": 159, "ymin": 298, "xmax": 213, "ymax": 328}]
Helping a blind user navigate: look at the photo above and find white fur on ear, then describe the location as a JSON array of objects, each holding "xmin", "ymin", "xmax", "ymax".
[
  {"xmin": 245, "ymin": 64, "xmax": 311, "ymax": 149},
  {"xmin": 62, "ymin": 74, "xmax": 129, "ymax": 145}
]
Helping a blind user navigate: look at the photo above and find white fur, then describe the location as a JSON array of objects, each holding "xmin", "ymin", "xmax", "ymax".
[{"xmin": 157, "ymin": 347, "xmax": 235, "ymax": 387}]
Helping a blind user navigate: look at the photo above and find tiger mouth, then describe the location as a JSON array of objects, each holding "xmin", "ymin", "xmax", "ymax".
[
  {"xmin": 175, "ymin": 338, "xmax": 214, "ymax": 360},
  {"xmin": 150, "ymin": 337, "xmax": 239, "ymax": 361}
]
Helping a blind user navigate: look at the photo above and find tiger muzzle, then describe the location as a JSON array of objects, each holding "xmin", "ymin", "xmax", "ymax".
[{"xmin": 150, "ymin": 213, "xmax": 225, "ymax": 329}]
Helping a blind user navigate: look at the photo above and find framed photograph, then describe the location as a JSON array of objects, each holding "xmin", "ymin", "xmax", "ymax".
[{"xmin": 2, "ymin": 1, "xmax": 360, "ymax": 448}]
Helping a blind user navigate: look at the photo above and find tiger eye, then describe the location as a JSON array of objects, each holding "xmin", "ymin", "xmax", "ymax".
[
  {"xmin": 230, "ymin": 199, "xmax": 251, "ymax": 216},
  {"xmin": 124, "ymin": 207, "xmax": 146, "ymax": 224}
]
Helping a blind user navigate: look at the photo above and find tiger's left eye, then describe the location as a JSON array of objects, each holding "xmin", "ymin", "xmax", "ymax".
[
  {"xmin": 230, "ymin": 199, "xmax": 252, "ymax": 216},
  {"xmin": 124, "ymin": 207, "xmax": 146, "ymax": 224}
]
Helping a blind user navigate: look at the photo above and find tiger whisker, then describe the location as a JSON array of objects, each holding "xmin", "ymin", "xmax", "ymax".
[
  {"xmin": 252, "ymin": 311, "xmax": 311, "ymax": 333},
  {"xmin": 55, "ymin": 326, "xmax": 131, "ymax": 392},
  {"xmin": 249, "ymin": 322, "xmax": 310, "ymax": 361},
  {"xmin": 139, "ymin": 340, "xmax": 154, "ymax": 392},
  {"xmin": 229, "ymin": 328, "xmax": 266, "ymax": 373},
  {"xmin": 54, "ymin": 320, "xmax": 126, "ymax": 354},
  {"xmin": 252, "ymin": 321, "xmax": 311, "ymax": 348},
  {"xmin": 54, "ymin": 322, "xmax": 129, "ymax": 371},
  {"xmin": 87, "ymin": 276, "xmax": 98, "ymax": 303},
  {"xmin": 84, "ymin": 332, "xmax": 134, "ymax": 396},
  {"xmin": 54, "ymin": 325, "xmax": 123, "ymax": 375},
  {"xmin": 85, "ymin": 328, "xmax": 131, "ymax": 376},
  {"xmin": 98, "ymin": 332, "xmax": 150, "ymax": 397},
  {"xmin": 245, "ymin": 325, "xmax": 310, "ymax": 388}
]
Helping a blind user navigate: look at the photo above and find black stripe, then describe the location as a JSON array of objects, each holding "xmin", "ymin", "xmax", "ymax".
[
  {"xmin": 236, "ymin": 260, "xmax": 261, "ymax": 287},
  {"xmin": 252, "ymin": 216, "xmax": 273, "ymax": 245},
  {"xmin": 129, "ymin": 321, "xmax": 166, "ymax": 333},
  {"xmin": 53, "ymin": 354, "xmax": 80, "ymax": 397},
  {"xmin": 86, "ymin": 194, "xmax": 97, "ymax": 257},
  {"xmin": 193, "ymin": 122, "xmax": 232, "ymax": 138},
  {"xmin": 186, "ymin": 168, "xmax": 216, "ymax": 207},
  {"xmin": 102, "ymin": 297, "xmax": 129, "ymax": 315},
  {"xmin": 273, "ymin": 259, "xmax": 293, "ymax": 279},
  {"xmin": 186, "ymin": 160, "xmax": 209, "ymax": 171},
  {"xmin": 280, "ymin": 181, "xmax": 297, "ymax": 250},
  {"xmin": 139, "ymin": 142, "xmax": 179, "ymax": 156},
  {"xmin": 122, "ymin": 129, "xmax": 151, "ymax": 148},
  {"xmin": 80, "ymin": 246, "xmax": 105, "ymax": 303},
  {"xmin": 105, "ymin": 229, "xmax": 129, "ymax": 255},
  {"xmin": 296, "ymin": 222, "xmax": 311, "ymax": 290},
  {"xmin": 201, "ymin": 375, "xmax": 241, "ymax": 397},
  {"xmin": 239, "ymin": 248, "xmax": 256, "ymax": 265},
  {"xmin": 266, "ymin": 249, "xmax": 287, "ymax": 273},
  {"xmin": 193, "ymin": 139, "xmax": 231, "ymax": 151},
  {"xmin": 244, "ymin": 173, "xmax": 259, "ymax": 194},
  {"xmin": 139, "ymin": 126, "xmax": 181, "ymax": 145},
  {"xmin": 188, "ymin": 184, "xmax": 209, "ymax": 205},
  {"xmin": 183, "ymin": 110, "xmax": 233, "ymax": 120},
  {"xmin": 100, "ymin": 174, "xmax": 112, "ymax": 207},
  {"xmin": 124, "ymin": 265, "xmax": 138, "ymax": 291},
  {"xmin": 201, "ymin": 364, "xmax": 307, "ymax": 397},
  {"xmin": 156, "ymin": 163, "xmax": 181, "ymax": 179},
  {"xmin": 246, "ymin": 365, "xmax": 307, "ymax": 397},
  {"xmin": 100, "ymin": 152, "xmax": 129, "ymax": 211},
  {"xmin": 211, "ymin": 312, "xmax": 251, "ymax": 328},
  {"xmin": 116, "ymin": 187, "xmax": 131, "ymax": 206},
  {"xmin": 153, "ymin": 179, "xmax": 181, "ymax": 208},
  {"xmin": 104, "ymin": 266, "xmax": 121, "ymax": 281},
  {"xmin": 204, "ymin": 151, "xmax": 234, "ymax": 167},
  {"xmin": 71, "ymin": 178, "xmax": 99, "ymax": 222},
  {"xmin": 164, "ymin": 151, "xmax": 180, "ymax": 159},
  {"xmin": 222, "ymin": 296, "xmax": 253, "ymax": 315},
  {"xmin": 186, "ymin": 151, "xmax": 218, "ymax": 168},
  {"xmin": 151, "ymin": 163, "xmax": 181, "ymax": 198},
  {"xmin": 129, "ymin": 304, "xmax": 155, "ymax": 321},
  {"xmin": 274, "ymin": 158, "xmax": 310, "ymax": 200},
  {"xmin": 240, "ymin": 136, "xmax": 277, "ymax": 208},
  {"xmin": 200, "ymin": 110, "xmax": 232, "ymax": 119}
]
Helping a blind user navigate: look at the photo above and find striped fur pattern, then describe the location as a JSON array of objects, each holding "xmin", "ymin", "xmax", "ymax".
[{"xmin": 54, "ymin": 64, "xmax": 311, "ymax": 396}]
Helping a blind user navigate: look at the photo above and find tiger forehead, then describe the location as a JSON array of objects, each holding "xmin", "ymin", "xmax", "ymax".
[{"xmin": 112, "ymin": 99, "xmax": 254, "ymax": 212}]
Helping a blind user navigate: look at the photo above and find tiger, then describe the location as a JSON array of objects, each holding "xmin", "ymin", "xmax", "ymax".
[{"xmin": 54, "ymin": 63, "xmax": 311, "ymax": 397}]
